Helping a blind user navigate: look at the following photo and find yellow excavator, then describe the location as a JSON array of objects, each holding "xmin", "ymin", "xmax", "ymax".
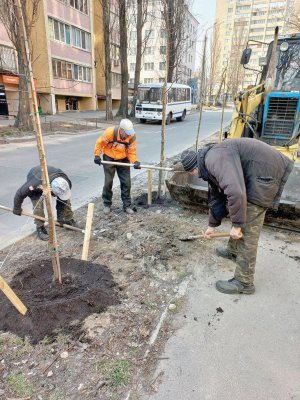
[{"xmin": 167, "ymin": 29, "xmax": 300, "ymax": 228}]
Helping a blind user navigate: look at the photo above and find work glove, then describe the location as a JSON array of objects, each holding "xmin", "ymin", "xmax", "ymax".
[
  {"xmin": 13, "ymin": 208, "xmax": 22, "ymax": 216},
  {"xmin": 94, "ymin": 156, "xmax": 102, "ymax": 165},
  {"xmin": 133, "ymin": 161, "xmax": 141, "ymax": 169}
]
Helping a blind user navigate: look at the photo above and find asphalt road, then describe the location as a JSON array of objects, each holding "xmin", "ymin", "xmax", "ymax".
[{"xmin": 0, "ymin": 110, "xmax": 231, "ymax": 250}]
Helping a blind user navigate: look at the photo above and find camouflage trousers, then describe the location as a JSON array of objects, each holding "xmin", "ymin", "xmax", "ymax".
[
  {"xmin": 227, "ymin": 202, "xmax": 267, "ymax": 285},
  {"xmin": 31, "ymin": 197, "xmax": 74, "ymax": 228}
]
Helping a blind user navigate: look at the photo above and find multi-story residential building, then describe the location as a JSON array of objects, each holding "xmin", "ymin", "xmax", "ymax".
[
  {"xmin": 31, "ymin": 0, "xmax": 96, "ymax": 114},
  {"xmin": 127, "ymin": 1, "xmax": 199, "ymax": 85},
  {"xmin": 0, "ymin": 25, "xmax": 18, "ymax": 116},
  {"xmin": 215, "ymin": 0, "xmax": 300, "ymax": 91},
  {"xmin": 0, "ymin": 0, "xmax": 122, "ymax": 116}
]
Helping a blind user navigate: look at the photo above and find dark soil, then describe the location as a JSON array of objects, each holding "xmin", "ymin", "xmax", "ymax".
[
  {"xmin": 0, "ymin": 257, "xmax": 119, "ymax": 343},
  {"xmin": 133, "ymin": 191, "xmax": 175, "ymax": 207}
]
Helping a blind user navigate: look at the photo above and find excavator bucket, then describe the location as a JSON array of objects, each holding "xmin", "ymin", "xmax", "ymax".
[{"xmin": 166, "ymin": 163, "xmax": 300, "ymax": 229}]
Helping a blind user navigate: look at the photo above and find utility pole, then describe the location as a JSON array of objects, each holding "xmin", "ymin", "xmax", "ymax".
[
  {"xmin": 195, "ymin": 34, "xmax": 207, "ymax": 151},
  {"xmin": 14, "ymin": 0, "xmax": 62, "ymax": 283}
]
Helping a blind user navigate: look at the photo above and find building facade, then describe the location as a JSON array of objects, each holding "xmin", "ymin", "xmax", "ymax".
[
  {"xmin": 0, "ymin": 25, "xmax": 19, "ymax": 116},
  {"xmin": 215, "ymin": 0, "xmax": 300, "ymax": 91},
  {"xmin": 127, "ymin": 1, "xmax": 199, "ymax": 85},
  {"xmin": 0, "ymin": 0, "xmax": 122, "ymax": 116}
]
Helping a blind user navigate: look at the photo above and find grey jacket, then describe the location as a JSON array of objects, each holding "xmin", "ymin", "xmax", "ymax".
[
  {"xmin": 197, "ymin": 138, "xmax": 294, "ymax": 227},
  {"xmin": 14, "ymin": 166, "xmax": 72, "ymax": 211}
]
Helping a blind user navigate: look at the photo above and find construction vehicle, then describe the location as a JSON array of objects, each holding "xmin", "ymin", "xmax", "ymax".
[{"xmin": 167, "ymin": 30, "xmax": 300, "ymax": 228}]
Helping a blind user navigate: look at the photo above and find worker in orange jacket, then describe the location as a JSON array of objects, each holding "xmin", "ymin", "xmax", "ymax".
[{"xmin": 94, "ymin": 119, "xmax": 141, "ymax": 214}]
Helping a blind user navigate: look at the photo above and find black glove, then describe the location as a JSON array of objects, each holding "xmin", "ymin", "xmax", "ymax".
[
  {"xmin": 94, "ymin": 156, "xmax": 102, "ymax": 165},
  {"xmin": 13, "ymin": 208, "xmax": 22, "ymax": 216},
  {"xmin": 133, "ymin": 161, "xmax": 141, "ymax": 169}
]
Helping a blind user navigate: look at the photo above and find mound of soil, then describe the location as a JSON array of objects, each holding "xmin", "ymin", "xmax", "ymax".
[{"xmin": 0, "ymin": 258, "xmax": 119, "ymax": 343}]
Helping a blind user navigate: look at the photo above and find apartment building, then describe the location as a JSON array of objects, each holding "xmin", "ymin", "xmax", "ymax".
[
  {"xmin": 127, "ymin": 1, "xmax": 199, "ymax": 85},
  {"xmin": 30, "ymin": 0, "xmax": 96, "ymax": 114},
  {"xmin": 0, "ymin": 25, "xmax": 18, "ymax": 116},
  {"xmin": 215, "ymin": 0, "xmax": 300, "ymax": 90},
  {"xmin": 0, "ymin": 0, "xmax": 122, "ymax": 116}
]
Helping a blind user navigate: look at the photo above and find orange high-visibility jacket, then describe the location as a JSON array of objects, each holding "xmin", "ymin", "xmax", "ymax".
[{"xmin": 94, "ymin": 126, "xmax": 138, "ymax": 163}]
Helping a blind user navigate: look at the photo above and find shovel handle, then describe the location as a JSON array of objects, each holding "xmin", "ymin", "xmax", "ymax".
[{"xmin": 188, "ymin": 232, "xmax": 230, "ymax": 240}]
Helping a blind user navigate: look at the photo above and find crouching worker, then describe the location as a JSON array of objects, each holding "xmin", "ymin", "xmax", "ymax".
[
  {"xmin": 13, "ymin": 165, "xmax": 77, "ymax": 241},
  {"xmin": 94, "ymin": 118, "xmax": 141, "ymax": 215},
  {"xmin": 181, "ymin": 138, "xmax": 293, "ymax": 295}
]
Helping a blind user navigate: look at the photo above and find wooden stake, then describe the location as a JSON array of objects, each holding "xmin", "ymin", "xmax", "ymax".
[
  {"xmin": 81, "ymin": 203, "xmax": 94, "ymax": 261},
  {"xmin": 0, "ymin": 275, "xmax": 27, "ymax": 315},
  {"xmin": 14, "ymin": 0, "xmax": 61, "ymax": 283},
  {"xmin": 148, "ymin": 169, "xmax": 153, "ymax": 206}
]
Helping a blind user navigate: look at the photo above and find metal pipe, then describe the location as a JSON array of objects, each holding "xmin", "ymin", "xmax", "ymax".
[{"xmin": 101, "ymin": 160, "xmax": 173, "ymax": 171}]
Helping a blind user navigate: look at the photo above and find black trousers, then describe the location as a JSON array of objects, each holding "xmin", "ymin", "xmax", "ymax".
[{"xmin": 102, "ymin": 154, "xmax": 131, "ymax": 209}]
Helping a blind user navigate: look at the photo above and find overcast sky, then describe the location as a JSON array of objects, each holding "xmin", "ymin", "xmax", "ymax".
[
  {"xmin": 192, "ymin": 0, "xmax": 216, "ymax": 31},
  {"xmin": 191, "ymin": 0, "xmax": 216, "ymax": 69}
]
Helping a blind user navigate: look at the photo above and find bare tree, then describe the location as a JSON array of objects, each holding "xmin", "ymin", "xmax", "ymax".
[
  {"xmin": 101, "ymin": 0, "xmax": 113, "ymax": 120},
  {"xmin": 116, "ymin": 0, "xmax": 128, "ymax": 117},
  {"xmin": 0, "ymin": 0, "xmax": 40, "ymax": 130},
  {"xmin": 226, "ymin": 27, "xmax": 248, "ymax": 97},
  {"xmin": 286, "ymin": 12, "xmax": 300, "ymax": 32},
  {"xmin": 207, "ymin": 23, "xmax": 221, "ymax": 104},
  {"xmin": 128, "ymin": 0, "xmax": 149, "ymax": 117}
]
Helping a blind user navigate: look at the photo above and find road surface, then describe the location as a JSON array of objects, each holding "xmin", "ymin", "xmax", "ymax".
[{"xmin": 0, "ymin": 111, "xmax": 231, "ymax": 249}]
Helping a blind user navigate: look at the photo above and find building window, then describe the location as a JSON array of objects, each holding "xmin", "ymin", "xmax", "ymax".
[
  {"xmin": 144, "ymin": 78, "xmax": 153, "ymax": 83},
  {"xmin": 145, "ymin": 47, "xmax": 154, "ymax": 55},
  {"xmin": 144, "ymin": 62, "xmax": 154, "ymax": 70},
  {"xmin": 111, "ymin": 44, "xmax": 120, "ymax": 59},
  {"xmin": 0, "ymin": 45, "xmax": 17, "ymax": 72},
  {"xmin": 130, "ymin": 31, "xmax": 137, "ymax": 40},
  {"xmin": 49, "ymin": 17, "xmax": 90, "ymax": 50},
  {"xmin": 130, "ymin": 63, "xmax": 136, "ymax": 71},
  {"xmin": 69, "ymin": 0, "xmax": 88, "ymax": 14},
  {"xmin": 112, "ymin": 72, "xmax": 121, "ymax": 87},
  {"xmin": 160, "ymin": 29, "xmax": 167, "ymax": 38},
  {"xmin": 159, "ymin": 62, "xmax": 166, "ymax": 70},
  {"xmin": 52, "ymin": 58, "xmax": 92, "ymax": 82},
  {"xmin": 145, "ymin": 30, "xmax": 154, "ymax": 39},
  {"xmin": 159, "ymin": 78, "xmax": 164, "ymax": 83},
  {"xmin": 71, "ymin": 26, "xmax": 91, "ymax": 50},
  {"xmin": 129, "ymin": 47, "xmax": 137, "ymax": 56},
  {"xmin": 160, "ymin": 46, "xmax": 166, "ymax": 55}
]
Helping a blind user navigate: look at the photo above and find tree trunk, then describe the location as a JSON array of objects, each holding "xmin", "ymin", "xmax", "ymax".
[
  {"xmin": 130, "ymin": 0, "xmax": 142, "ymax": 118},
  {"xmin": 102, "ymin": 0, "xmax": 113, "ymax": 120},
  {"xmin": 166, "ymin": 0, "xmax": 175, "ymax": 83},
  {"xmin": 14, "ymin": 53, "xmax": 33, "ymax": 130},
  {"xmin": 116, "ymin": 0, "xmax": 128, "ymax": 118}
]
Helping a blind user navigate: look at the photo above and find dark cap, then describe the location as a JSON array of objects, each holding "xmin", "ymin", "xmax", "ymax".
[{"xmin": 181, "ymin": 150, "xmax": 197, "ymax": 172}]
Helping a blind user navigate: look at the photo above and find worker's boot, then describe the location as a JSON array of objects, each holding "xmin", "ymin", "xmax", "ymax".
[
  {"xmin": 215, "ymin": 247, "xmax": 236, "ymax": 261},
  {"xmin": 63, "ymin": 219, "xmax": 82, "ymax": 229},
  {"xmin": 216, "ymin": 278, "xmax": 255, "ymax": 295},
  {"xmin": 125, "ymin": 207, "xmax": 134, "ymax": 215},
  {"xmin": 36, "ymin": 225, "xmax": 49, "ymax": 241}
]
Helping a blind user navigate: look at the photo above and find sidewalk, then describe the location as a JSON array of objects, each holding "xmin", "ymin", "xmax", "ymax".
[{"xmin": 141, "ymin": 228, "xmax": 300, "ymax": 400}]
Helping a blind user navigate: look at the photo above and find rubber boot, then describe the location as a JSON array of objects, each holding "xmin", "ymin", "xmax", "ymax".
[
  {"xmin": 216, "ymin": 278, "xmax": 255, "ymax": 295},
  {"xmin": 36, "ymin": 226, "xmax": 49, "ymax": 241}
]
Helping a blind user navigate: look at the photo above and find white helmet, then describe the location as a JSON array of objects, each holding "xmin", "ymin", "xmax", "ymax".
[{"xmin": 119, "ymin": 119, "xmax": 135, "ymax": 135}]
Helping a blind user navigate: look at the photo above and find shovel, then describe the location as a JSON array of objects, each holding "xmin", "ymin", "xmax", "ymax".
[{"xmin": 180, "ymin": 232, "xmax": 230, "ymax": 241}]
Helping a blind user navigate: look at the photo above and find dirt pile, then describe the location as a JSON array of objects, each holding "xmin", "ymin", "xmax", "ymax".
[{"xmin": 0, "ymin": 258, "xmax": 119, "ymax": 342}]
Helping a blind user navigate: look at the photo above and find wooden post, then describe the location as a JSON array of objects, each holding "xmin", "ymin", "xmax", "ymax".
[
  {"xmin": 14, "ymin": 0, "xmax": 61, "ymax": 283},
  {"xmin": 81, "ymin": 203, "xmax": 94, "ymax": 261},
  {"xmin": 147, "ymin": 169, "xmax": 153, "ymax": 206},
  {"xmin": 0, "ymin": 276, "xmax": 27, "ymax": 315}
]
